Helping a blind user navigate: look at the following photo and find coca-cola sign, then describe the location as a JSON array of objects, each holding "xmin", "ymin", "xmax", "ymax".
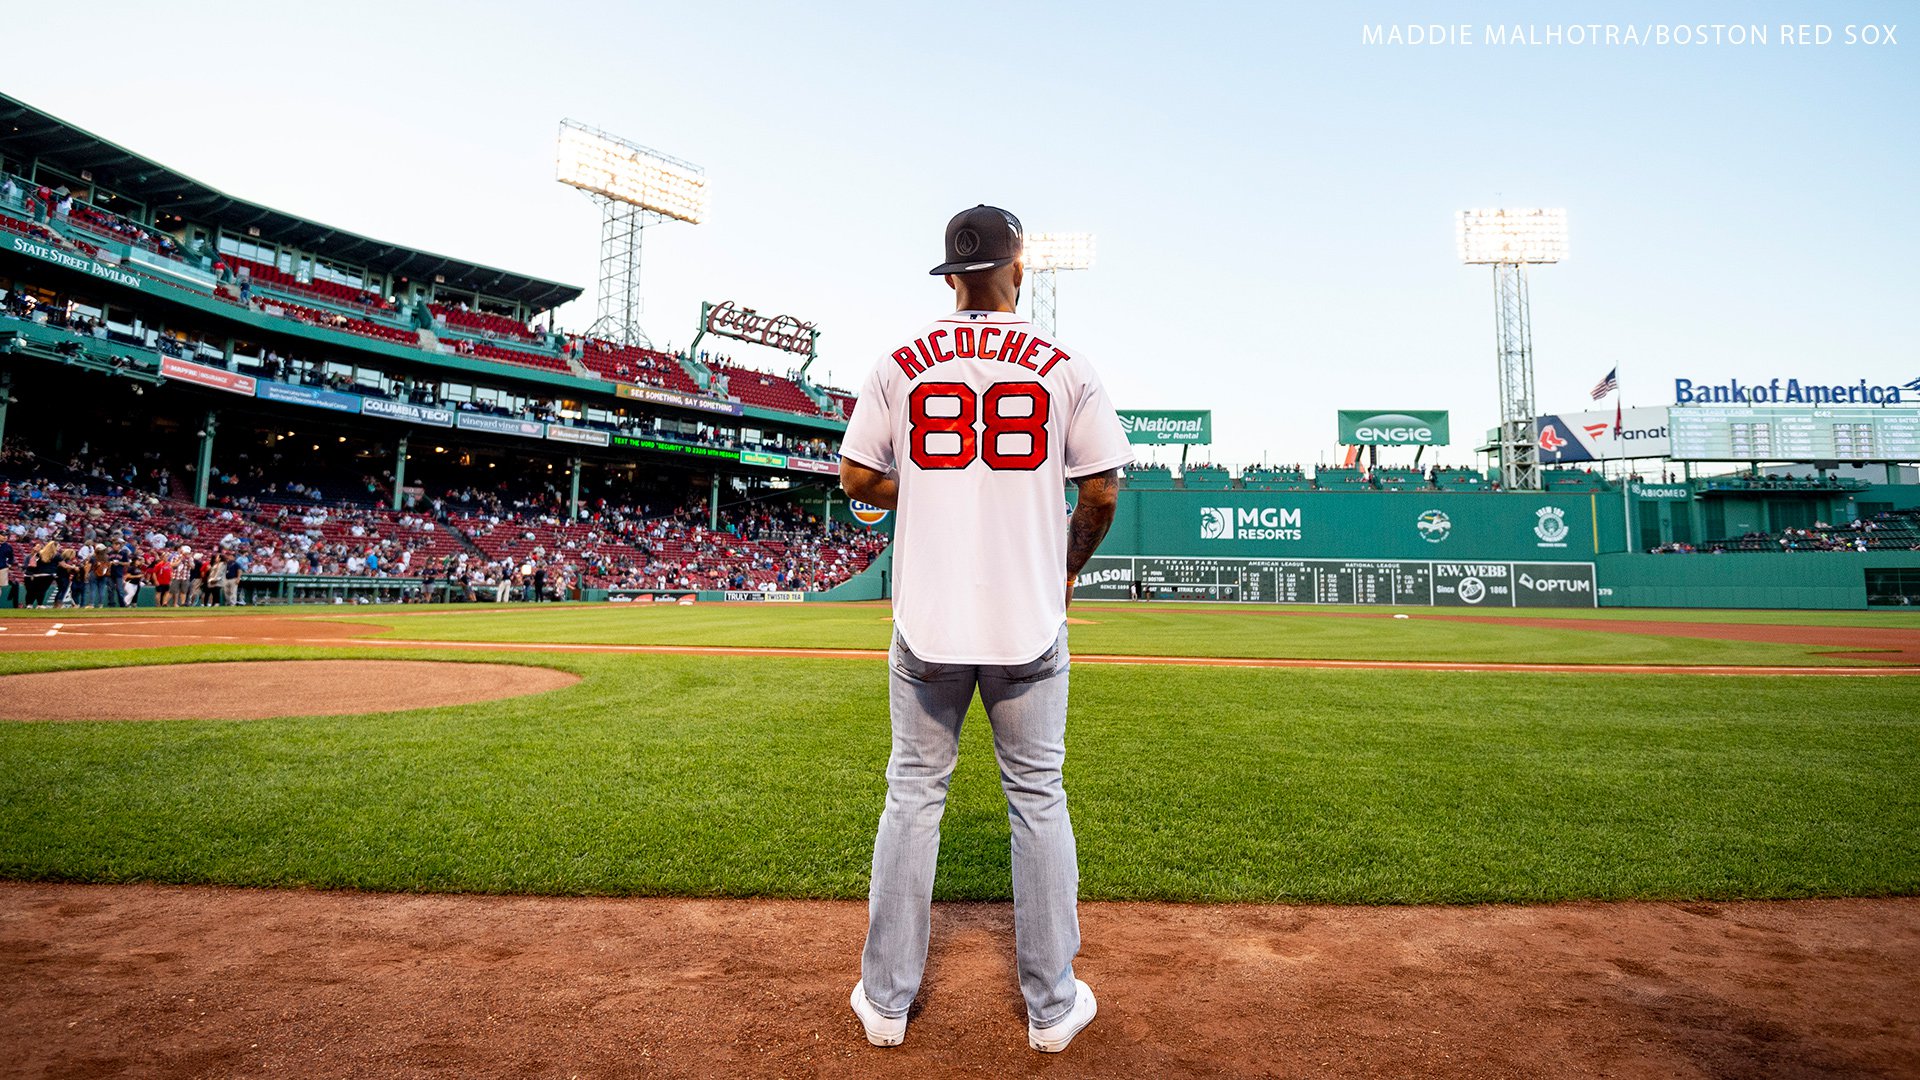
[{"xmin": 704, "ymin": 300, "xmax": 818, "ymax": 357}]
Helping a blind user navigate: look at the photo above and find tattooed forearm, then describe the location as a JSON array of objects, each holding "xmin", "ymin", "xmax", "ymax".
[{"xmin": 1065, "ymin": 469, "xmax": 1120, "ymax": 579}]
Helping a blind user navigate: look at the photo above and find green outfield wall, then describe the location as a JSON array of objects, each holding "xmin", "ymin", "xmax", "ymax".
[{"xmin": 1083, "ymin": 488, "xmax": 1920, "ymax": 609}]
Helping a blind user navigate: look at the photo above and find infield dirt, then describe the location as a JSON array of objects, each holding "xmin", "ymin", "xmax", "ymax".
[{"xmin": 2, "ymin": 884, "xmax": 1914, "ymax": 1078}]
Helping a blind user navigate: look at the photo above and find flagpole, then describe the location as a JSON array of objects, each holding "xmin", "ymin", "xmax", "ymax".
[{"xmin": 1618, "ymin": 369, "xmax": 1632, "ymax": 552}]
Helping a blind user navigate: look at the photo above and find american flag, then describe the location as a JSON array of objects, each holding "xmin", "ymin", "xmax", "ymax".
[{"xmin": 1591, "ymin": 367, "xmax": 1618, "ymax": 400}]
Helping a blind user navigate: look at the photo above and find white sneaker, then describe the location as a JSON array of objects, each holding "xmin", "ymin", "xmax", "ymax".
[
  {"xmin": 1028, "ymin": 979, "xmax": 1096, "ymax": 1053},
  {"xmin": 850, "ymin": 981, "xmax": 906, "ymax": 1047}
]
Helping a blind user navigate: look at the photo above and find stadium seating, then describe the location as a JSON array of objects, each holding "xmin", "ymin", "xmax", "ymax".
[
  {"xmin": 466, "ymin": 341, "xmax": 571, "ymax": 374},
  {"xmin": 1122, "ymin": 464, "xmax": 1176, "ymax": 489},
  {"xmin": 1373, "ymin": 468, "xmax": 1426, "ymax": 491},
  {"xmin": 226, "ymin": 254, "xmax": 392, "ymax": 311},
  {"xmin": 1543, "ymin": 469, "xmax": 1612, "ymax": 492},
  {"xmin": 1310, "ymin": 468, "xmax": 1373, "ymax": 491},
  {"xmin": 429, "ymin": 303, "xmax": 538, "ymax": 343},
  {"xmin": 709, "ymin": 361, "xmax": 821, "ymax": 415},
  {"xmin": 574, "ymin": 340, "xmax": 705, "ymax": 395},
  {"xmin": 1181, "ymin": 467, "xmax": 1233, "ymax": 490}
]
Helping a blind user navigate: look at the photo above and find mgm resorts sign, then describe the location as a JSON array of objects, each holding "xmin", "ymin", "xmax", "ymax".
[
  {"xmin": 1338, "ymin": 409, "xmax": 1450, "ymax": 446},
  {"xmin": 1120, "ymin": 409, "xmax": 1211, "ymax": 445}
]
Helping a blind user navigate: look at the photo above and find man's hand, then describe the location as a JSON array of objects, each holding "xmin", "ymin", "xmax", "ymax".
[{"xmin": 1065, "ymin": 573, "xmax": 1077, "ymax": 609}]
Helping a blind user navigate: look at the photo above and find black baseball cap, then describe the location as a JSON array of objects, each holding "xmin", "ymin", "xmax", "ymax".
[{"xmin": 930, "ymin": 205, "xmax": 1023, "ymax": 275}]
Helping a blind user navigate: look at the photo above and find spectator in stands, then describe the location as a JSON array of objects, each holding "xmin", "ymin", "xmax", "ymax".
[{"xmin": 0, "ymin": 534, "xmax": 13, "ymax": 608}]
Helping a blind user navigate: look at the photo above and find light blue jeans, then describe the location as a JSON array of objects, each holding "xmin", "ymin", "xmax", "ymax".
[{"xmin": 860, "ymin": 624, "xmax": 1081, "ymax": 1026}]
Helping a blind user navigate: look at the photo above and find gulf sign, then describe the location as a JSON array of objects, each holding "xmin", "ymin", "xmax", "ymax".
[
  {"xmin": 849, "ymin": 499, "xmax": 890, "ymax": 526},
  {"xmin": 1337, "ymin": 410, "xmax": 1449, "ymax": 446}
]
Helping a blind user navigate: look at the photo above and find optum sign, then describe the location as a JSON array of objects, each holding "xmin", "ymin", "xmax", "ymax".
[{"xmin": 1338, "ymin": 409, "xmax": 1451, "ymax": 446}]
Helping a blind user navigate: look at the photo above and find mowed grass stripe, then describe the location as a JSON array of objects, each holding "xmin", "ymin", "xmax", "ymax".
[
  {"xmin": 0, "ymin": 645, "xmax": 1914, "ymax": 903},
  {"xmin": 278, "ymin": 605, "xmax": 1892, "ymax": 667}
]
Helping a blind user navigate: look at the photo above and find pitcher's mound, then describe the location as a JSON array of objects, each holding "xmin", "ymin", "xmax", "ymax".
[{"xmin": 0, "ymin": 660, "xmax": 579, "ymax": 722}]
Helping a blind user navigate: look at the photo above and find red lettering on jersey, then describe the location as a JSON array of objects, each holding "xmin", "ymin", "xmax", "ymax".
[
  {"xmin": 892, "ymin": 346, "xmax": 923, "ymax": 377},
  {"xmin": 929, "ymin": 329, "xmax": 954, "ymax": 363},
  {"xmin": 977, "ymin": 326, "xmax": 1002, "ymax": 360},
  {"xmin": 1017, "ymin": 337, "xmax": 1047, "ymax": 371},
  {"xmin": 953, "ymin": 326, "xmax": 976, "ymax": 358},
  {"xmin": 914, "ymin": 338, "xmax": 937, "ymax": 372},
  {"xmin": 1038, "ymin": 346, "xmax": 1070, "ymax": 376},
  {"xmin": 998, "ymin": 332, "xmax": 1028, "ymax": 370}
]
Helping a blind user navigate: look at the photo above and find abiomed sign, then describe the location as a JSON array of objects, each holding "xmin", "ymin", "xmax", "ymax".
[
  {"xmin": 1338, "ymin": 410, "xmax": 1450, "ymax": 446},
  {"xmin": 1119, "ymin": 410, "xmax": 1211, "ymax": 445}
]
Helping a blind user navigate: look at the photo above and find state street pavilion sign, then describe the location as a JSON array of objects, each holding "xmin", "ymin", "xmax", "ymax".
[
  {"xmin": 1119, "ymin": 410, "xmax": 1212, "ymax": 445},
  {"xmin": 1338, "ymin": 410, "xmax": 1450, "ymax": 446}
]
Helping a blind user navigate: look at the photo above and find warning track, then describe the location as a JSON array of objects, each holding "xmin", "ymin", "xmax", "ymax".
[{"xmin": 2, "ymin": 616, "xmax": 1917, "ymax": 675}]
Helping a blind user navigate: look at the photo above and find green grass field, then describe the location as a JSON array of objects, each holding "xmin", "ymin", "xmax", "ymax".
[
  {"xmin": 21, "ymin": 600, "xmax": 1891, "ymax": 667},
  {"xmin": 1, "ymin": 604, "xmax": 1916, "ymax": 904}
]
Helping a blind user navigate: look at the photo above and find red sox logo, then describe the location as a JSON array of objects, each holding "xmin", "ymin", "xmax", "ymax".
[{"xmin": 1537, "ymin": 425, "xmax": 1568, "ymax": 452}]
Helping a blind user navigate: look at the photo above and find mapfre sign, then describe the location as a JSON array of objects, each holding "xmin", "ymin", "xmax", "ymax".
[{"xmin": 703, "ymin": 301, "xmax": 818, "ymax": 358}]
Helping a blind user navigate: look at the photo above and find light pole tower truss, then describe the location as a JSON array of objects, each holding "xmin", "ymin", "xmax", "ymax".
[
  {"xmin": 1023, "ymin": 232, "xmax": 1096, "ymax": 338},
  {"xmin": 1457, "ymin": 208, "xmax": 1567, "ymax": 492},
  {"xmin": 556, "ymin": 119, "xmax": 708, "ymax": 349}
]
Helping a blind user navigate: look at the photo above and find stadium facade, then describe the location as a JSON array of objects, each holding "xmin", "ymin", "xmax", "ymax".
[{"xmin": 2, "ymin": 92, "xmax": 1916, "ymax": 609}]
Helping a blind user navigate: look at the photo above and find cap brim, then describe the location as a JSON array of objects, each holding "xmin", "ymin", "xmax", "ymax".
[{"xmin": 929, "ymin": 256, "xmax": 1018, "ymax": 276}]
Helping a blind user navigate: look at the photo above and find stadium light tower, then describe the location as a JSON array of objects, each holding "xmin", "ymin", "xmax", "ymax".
[
  {"xmin": 1457, "ymin": 208, "xmax": 1566, "ymax": 492},
  {"xmin": 1023, "ymin": 232, "xmax": 1096, "ymax": 338},
  {"xmin": 556, "ymin": 119, "xmax": 708, "ymax": 348}
]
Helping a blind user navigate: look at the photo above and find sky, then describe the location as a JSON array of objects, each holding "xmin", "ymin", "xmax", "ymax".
[{"xmin": 9, "ymin": 1, "xmax": 1914, "ymax": 468}]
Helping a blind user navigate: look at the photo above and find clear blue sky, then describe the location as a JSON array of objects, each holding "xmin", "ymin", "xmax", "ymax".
[{"xmin": 11, "ymin": 1, "xmax": 1914, "ymax": 467}]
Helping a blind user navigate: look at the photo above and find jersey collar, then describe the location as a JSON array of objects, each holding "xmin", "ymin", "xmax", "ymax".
[{"xmin": 940, "ymin": 310, "xmax": 1025, "ymax": 324}]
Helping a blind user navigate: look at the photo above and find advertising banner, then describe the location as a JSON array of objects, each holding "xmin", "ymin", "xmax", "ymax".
[
  {"xmin": 8, "ymin": 234, "xmax": 144, "ymax": 291},
  {"xmin": 255, "ymin": 380, "xmax": 362, "ymax": 414},
  {"xmin": 159, "ymin": 355, "xmax": 255, "ymax": 396},
  {"xmin": 545, "ymin": 424, "xmax": 611, "ymax": 447},
  {"xmin": 1629, "ymin": 483, "xmax": 1692, "ymax": 501},
  {"xmin": 739, "ymin": 450, "xmax": 787, "ymax": 468},
  {"xmin": 1337, "ymin": 410, "xmax": 1450, "ymax": 446},
  {"xmin": 1069, "ymin": 554, "xmax": 1595, "ymax": 608},
  {"xmin": 722, "ymin": 590, "xmax": 807, "ymax": 602},
  {"xmin": 787, "ymin": 457, "xmax": 837, "ymax": 475},
  {"xmin": 457, "ymin": 413, "xmax": 546, "ymax": 438},
  {"xmin": 616, "ymin": 382, "xmax": 745, "ymax": 417},
  {"xmin": 1118, "ymin": 409, "xmax": 1211, "ymax": 444},
  {"xmin": 1534, "ymin": 407, "xmax": 1670, "ymax": 463},
  {"xmin": 361, "ymin": 397, "xmax": 454, "ymax": 428},
  {"xmin": 610, "ymin": 434, "xmax": 742, "ymax": 461}
]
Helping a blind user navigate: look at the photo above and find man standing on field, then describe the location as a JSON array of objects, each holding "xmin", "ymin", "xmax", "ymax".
[{"xmin": 839, "ymin": 205, "xmax": 1130, "ymax": 1054}]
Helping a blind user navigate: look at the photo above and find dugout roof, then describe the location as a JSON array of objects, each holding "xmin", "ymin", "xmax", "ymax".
[{"xmin": 0, "ymin": 92, "xmax": 583, "ymax": 311}]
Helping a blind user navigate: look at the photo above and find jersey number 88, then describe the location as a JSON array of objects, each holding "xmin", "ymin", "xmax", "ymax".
[{"xmin": 907, "ymin": 381, "xmax": 1051, "ymax": 472}]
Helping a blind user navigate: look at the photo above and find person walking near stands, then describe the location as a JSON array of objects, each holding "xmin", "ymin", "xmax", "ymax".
[
  {"xmin": 532, "ymin": 561, "xmax": 548, "ymax": 602},
  {"xmin": 22, "ymin": 545, "xmax": 50, "ymax": 608},
  {"xmin": 152, "ymin": 550, "xmax": 174, "ymax": 607},
  {"xmin": 108, "ymin": 538, "xmax": 130, "ymax": 608},
  {"xmin": 186, "ymin": 550, "xmax": 207, "ymax": 607},
  {"xmin": 223, "ymin": 554, "xmax": 242, "ymax": 607},
  {"xmin": 0, "ymin": 534, "xmax": 14, "ymax": 609}
]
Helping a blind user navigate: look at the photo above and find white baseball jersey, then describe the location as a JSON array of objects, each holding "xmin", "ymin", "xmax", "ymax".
[{"xmin": 840, "ymin": 309, "xmax": 1131, "ymax": 665}]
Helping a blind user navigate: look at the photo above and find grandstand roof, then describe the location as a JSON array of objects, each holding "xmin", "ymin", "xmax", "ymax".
[{"xmin": 0, "ymin": 92, "xmax": 582, "ymax": 311}]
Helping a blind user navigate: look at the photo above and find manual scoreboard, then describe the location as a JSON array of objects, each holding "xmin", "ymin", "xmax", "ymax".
[
  {"xmin": 1071, "ymin": 556, "xmax": 1597, "ymax": 608},
  {"xmin": 1667, "ymin": 406, "xmax": 1920, "ymax": 462}
]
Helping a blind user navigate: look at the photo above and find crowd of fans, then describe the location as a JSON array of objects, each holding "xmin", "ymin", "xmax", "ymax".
[{"xmin": 0, "ymin": 446, "xmax": 888, "ymax": 607}]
